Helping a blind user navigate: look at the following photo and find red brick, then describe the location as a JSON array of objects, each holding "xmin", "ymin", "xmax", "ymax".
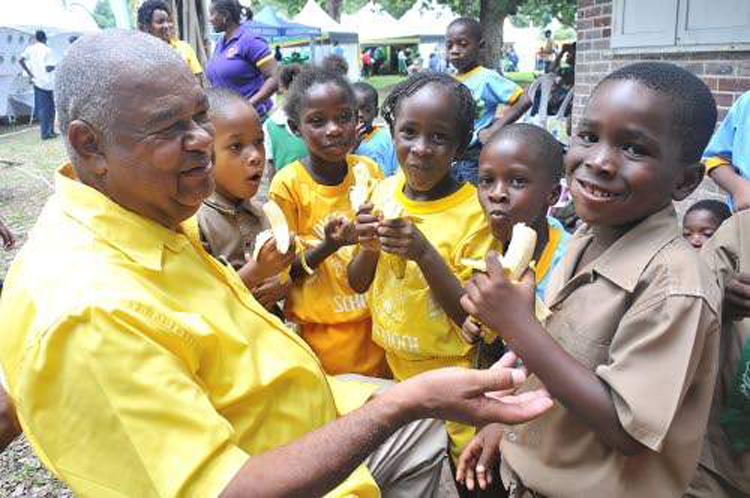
[
  {"xmin": 579, "ymin": 0, "xmax": 594, "ymax": 7},
  {"xmin": 593, "ymin": 16, "xmax": 611, "ymax": 27},
  {"xmin": 701, "ymin": 77, "xmax": 719, "ymax": 92},
  {"xmin": 602, "ymin": 27, "xmax": 611, "ymax": 38},
  {"xmin": 602, "ymin": 4, "xmax": 612, "ymax": 15},
  {"xmin": 714, "ymin": 92, "xmax": 736, "ymax": 107},
  {"xmin": 577, "ymin": 18, "xmax": 593, "ymax": 30},
  {"xmin": 718, "ymin": 78, "xmax": 750, "ymax": 92},
  {"xmin": 583, "ymin": 6, "xmax": 602, "ymax": 17}
]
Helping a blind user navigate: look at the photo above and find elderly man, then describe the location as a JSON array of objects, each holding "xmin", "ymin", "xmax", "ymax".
[{"xmin": 0, "ymin": 31, "xmax": 551, "ymax": 497}]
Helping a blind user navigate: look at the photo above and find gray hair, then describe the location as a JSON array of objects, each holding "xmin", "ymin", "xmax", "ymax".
[{"xmin": 55, "ymin": 29, "xmax": 189, "ymax": 148}]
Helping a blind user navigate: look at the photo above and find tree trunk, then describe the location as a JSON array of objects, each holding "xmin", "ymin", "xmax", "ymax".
[
  {"xmin": 480, "ymin": 0, "xmax": 522, "ymax": 72},
  {"xmin": 327, "ymin": 0, "xmax": 343, "ymax": 22}
]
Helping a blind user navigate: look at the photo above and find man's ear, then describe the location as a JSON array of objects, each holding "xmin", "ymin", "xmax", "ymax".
[
  {"xmin": 67, "ymin": 120, "xmax": 107, "ymax": 177},
  {"xmin": 287, "ymin": 118, "xmax": 301, "ymax": 137},
  {"xmin": 673, "ymin": 162, "xmax": 704, "ymax": 201}
]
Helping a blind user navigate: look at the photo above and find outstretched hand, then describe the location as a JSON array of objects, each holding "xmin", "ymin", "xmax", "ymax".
[
  {"xmin": 254, "ymin": 235, "xmax": 296, "ymax": 280},
  {"xmin": 324, "ymin": 216, "xmax": 358, "ymax": 249}
]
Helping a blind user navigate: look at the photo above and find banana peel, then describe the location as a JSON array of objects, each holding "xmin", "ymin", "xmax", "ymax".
[
  {"xmin": 462, "ymin": 223, "xmax": 552, "ymax": 343},
  {"xmin": 262, "ymin": 200, "xmax": 291, "ymax": 254},
  {"xmin": 349, "ymin": 162, "xmax": 377, "ymax": 212}
]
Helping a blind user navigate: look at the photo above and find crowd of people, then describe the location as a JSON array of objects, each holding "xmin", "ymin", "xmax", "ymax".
[{"xmin": 0, "ymin": 3, "xmax": 748, "ymax": 498}]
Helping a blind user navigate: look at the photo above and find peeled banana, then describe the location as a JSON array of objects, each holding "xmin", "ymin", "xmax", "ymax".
[
  {"xmin": 462, "ymin": 223, "xmax": 552, "ymax": 343},
  {"xmin": 349, "ymin": 162, "xmax": 376, "ymax": 212},
  {"xmin": 262, "ymin": 200, "xmax": 291, "ymax": 254}
]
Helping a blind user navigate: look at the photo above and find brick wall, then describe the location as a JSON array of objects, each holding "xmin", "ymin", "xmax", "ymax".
[{"xmin": 574, "ymin": 0, "xmax": 750, "ymax": 212}]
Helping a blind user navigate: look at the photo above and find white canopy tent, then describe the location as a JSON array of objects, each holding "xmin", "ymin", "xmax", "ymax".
[
  {"xmin": 1, "ymin": 0, "xmax": 99, "ymax": 118},
  {"xmin": 341, "ymin": 2, "xmax": 401, "ymax": 43},
  {"xmin": 293, "ymin": 0, "xmax": 360, "ymax": 81}
]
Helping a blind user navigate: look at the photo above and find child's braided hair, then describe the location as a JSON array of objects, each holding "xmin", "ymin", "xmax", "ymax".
[{"xmin": 382, "ymin": 71, "xmax": 476, "ymax": 156}]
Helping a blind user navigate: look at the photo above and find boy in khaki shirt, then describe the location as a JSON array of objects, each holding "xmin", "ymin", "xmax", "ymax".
[
  {"xmin": 198, "ymin": 88, "xmax": 294, "ymax": 310},
  {"xmin": 687, "ymin": 209, "xmax": 750, "ymax": 497},
  {"xmin": 460, "ymin": 62, "xmax": 722, "ymax": 497}
]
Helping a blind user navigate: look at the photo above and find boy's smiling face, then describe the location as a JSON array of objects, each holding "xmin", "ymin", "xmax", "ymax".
[
  {"xmin": 566, "ymin": 79, "xmax": 696, "ymax": 229},
  {"xmin": 478, "ymin": 137, "xmax": 560, "ymax": 244}
]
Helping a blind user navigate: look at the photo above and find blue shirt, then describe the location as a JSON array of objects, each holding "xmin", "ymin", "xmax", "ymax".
[
  {"xmin": 536, "ymin": 216, "xmax": 571, "ymax": 300},
  {"xmin": 206, "ymin": 25, "xmax": 274, "ymax": 117},
  {"xmin": 456, "ymin": 66, "xmax": 523, "ymax": 147},
  {"xmin": 354, "ymin": 126, "xmax": 399, "ymax": 177},
  {"xmin": 703, "ymin": 90, "xmax": 750, "ymax": 182}
]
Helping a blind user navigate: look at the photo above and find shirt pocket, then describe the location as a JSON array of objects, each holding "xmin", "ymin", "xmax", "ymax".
[{"xmin": 549, "ymin": 312, "xmax": 612, "ymax": 370}]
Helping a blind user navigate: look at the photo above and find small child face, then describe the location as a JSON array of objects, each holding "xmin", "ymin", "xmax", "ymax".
[
  {"xmin": 446, "ymin": 23, "xmax": 480, "ymax": 73},
  {"xmin": 478, "ymin": 137, "xmax": 559, "ymax": 244},
  {"xmin": 392, "ymin": 84, "xmax": 461, "ymax": 192},
  {"xmin": 212, "ymin": 103, "xmax": 265, "ymax": 202},
  {"xmin": 296, "ymin": 82, "xmax": 357, "ymax": 164},
  {"xmin": 354, "ymin": 90, "xmax": 377, "ymax": 130},
  {"xmin": 682, "ymin": 209, "xmax": 720, "ymax": 249},
  {"xmin": 566, "ymin": 80, "xmax": 685, "ymax": 229}
]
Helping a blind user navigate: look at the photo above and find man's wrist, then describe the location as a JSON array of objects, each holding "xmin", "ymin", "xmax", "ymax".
[{"xmin": 375, "ymin": 382, "xmax": 421, "ymax": 427}]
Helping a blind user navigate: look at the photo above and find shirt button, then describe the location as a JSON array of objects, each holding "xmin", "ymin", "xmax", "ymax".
[{"xmin": 506, "ymin": 431, "xmax": 517, "ymax": 442}]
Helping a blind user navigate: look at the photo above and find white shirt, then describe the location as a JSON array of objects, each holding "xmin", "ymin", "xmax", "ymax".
[{"xmin": 20, "ymin": 42, "xmax": 55, "ymax": 91}]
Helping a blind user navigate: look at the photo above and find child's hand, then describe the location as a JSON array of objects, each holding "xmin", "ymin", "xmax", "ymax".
[
  {"xmin": 461, "ymin": 251, "xmax": 537, "ymax": 341},
  {"xmin": 355, "ymin": 203, "xmax": 381, "ymax": 252},
  {"xmin": 725, "ymin": 271, "xmax": 750, "ymax": 320},
  {"xmin": 460, "ymin": 317, "xmax": 482, "ymax": 344},
  {"xmin": 456, "ymin": 423, "xmax": 503, "ymax": 491},
  {"xmin": 0, "ymin": 219, "xmax": 15, "ymax": 251},
  {"xmin": 254, "ymin": 235, "xmax": 296, "ymax": 281},
  {"xmin": 377, "ymin": 217, "xmax": 429, "ymax": 261},
  {"xmin": 324, "ymin": 216, "xmax": 357, "ymax": 249},
  {"xmin": 252, "ymin": 276, "xmax": 291, "ymax": 309}
]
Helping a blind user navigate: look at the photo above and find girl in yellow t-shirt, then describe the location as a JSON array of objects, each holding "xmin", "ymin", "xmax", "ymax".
[
  {"xmin": 347, "ymin": 72, "xmax": 493, "ymax": 458},
  {"xmin": 268, "ymin": 67, "xmax": 388, "ymax": 378}
]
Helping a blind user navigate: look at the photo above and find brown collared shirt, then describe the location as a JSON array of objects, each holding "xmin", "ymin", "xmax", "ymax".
[
  {"xmin": 501, "ymin": 206, "xmax": 721, "ymax": 497},
  {"xmin": 695, "ymin": 209, "xmax": 750, "ymax": 495},
  {"xmin": 197, "ymin": 191, "xmax": 269, "ymax": 270}
]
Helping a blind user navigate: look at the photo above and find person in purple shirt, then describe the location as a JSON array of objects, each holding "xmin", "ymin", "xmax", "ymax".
[{"xmin": 207, "ymin": 0, "xmax": 279, "ymax": 119}]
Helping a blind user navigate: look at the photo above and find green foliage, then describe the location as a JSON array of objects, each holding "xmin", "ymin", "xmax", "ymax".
[
  {"xmin": 93, "ymin": 0, "xmax": 117, "ymax": 29},
  {"xmin": 512, "ymin": 0, "xmax": 577, "ymax": 28}
]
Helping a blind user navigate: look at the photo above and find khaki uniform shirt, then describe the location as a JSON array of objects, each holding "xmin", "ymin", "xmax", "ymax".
[
  {"xmin": 501, "ymin": 206, "xmax": 721, "ymax": 497},
  {"xmin": 197, "ymin": 191, "xmax": 268, "ymax": 270},
  {"xmin": 695, "ymin": 209, "xmax": 750, "ymax": 494}
]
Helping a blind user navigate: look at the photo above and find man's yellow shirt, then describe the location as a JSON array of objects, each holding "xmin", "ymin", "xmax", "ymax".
[{"xmin": 0, "ymin": 165, "xmax": 378, "ymax": 497}]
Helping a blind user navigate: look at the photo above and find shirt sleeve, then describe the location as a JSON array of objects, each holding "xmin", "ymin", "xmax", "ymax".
[
  {"xmin": 15, "ymin": 304, "xmax": 249, "ymax": 497},
  {"xmin": 702, "ymin": 100, "xmax": 739, "ymax": 167},
  {"xmin": 238, "ymin": 34, "xmax": 273, "ymax": 68},
  {"xmin": 268, "ymin": 170, "xmax": 300, "ymax": 235},
  {"xmin": 595, "ymin": 294, "xmax": 719, "ymax": 452},
  {"xmin": 487, "ymin": 73, "xmax": 523, "ymax": 106}
]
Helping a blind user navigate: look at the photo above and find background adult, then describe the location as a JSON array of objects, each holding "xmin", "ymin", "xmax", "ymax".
[
  {"xmin": 206, "ymin": 0, "xmax": 279, "ymax": 119},
  {"xmin": 137, "ymin": 0, "xmax": 204, "ymax": 85},
  {"xmin": 19, "ymin": 30, "xmax": 56, "ymax": 140}
]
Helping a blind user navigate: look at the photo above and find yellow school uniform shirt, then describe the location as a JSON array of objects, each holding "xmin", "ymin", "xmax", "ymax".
[
  {"xmin": 368, "ymin": 174, "xmax": 493, "ymax": 379},
  {"xmin": 268, "ymin": 155, "xmax": 388, "ymax": 377},
  {"xmin": 170, "ymin": 38, "xmax": 203, "ymax": 75},
  {"xmin": 0, "ymin": 165, "xmax": 378, "ymax": 498}
]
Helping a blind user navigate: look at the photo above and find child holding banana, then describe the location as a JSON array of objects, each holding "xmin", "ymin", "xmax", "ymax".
[{"xmin": 198, "ymin": 88, "xmax": 295, "ymax": 311}]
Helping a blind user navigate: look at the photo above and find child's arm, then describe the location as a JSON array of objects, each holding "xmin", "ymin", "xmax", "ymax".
[
  {"xmin": 461, "ymin": 255, "xmax": 646, "ymax": 455},
  {"xmin": 347, "ymin": 203, "xmax": 381, "ymax": 293},
  {"xmin": 290, "ymin": 216, "xmax": 356, "ymax": 282},
  {"xmin": 709, "ymin": 165, "xmax": 750, "ymax": 211},
  {"xmin": 238, "ymin": 236, "xmax": 296, "ymax": 290},
  {"xmin": 378, "ymin": 218, "xmax": 468, "ymax": 327}
]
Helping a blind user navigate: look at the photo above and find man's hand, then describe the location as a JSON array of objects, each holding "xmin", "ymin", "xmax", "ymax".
[
  {"xmin": 354, "ymin": 203, "xmax": 381, "ymax": 252},
  {"xmin": 394, "ymin": 364, "xmax": 552, "ymax": 428},
  {"xmin": 0, "ymin": 218, "xmax": 15, "ymax": 251},
  {"xmin": 324, "ymin": 216, "xmax": 357, "ymax": 249},
  {"xmin": 0, "ymin": 385, "xmax": 20, "ymax": 452},
  {"xmin": 461, "ymin": 251, "xmax": 537, "ymax": 342},
  {"xmin": 252, "ymin": 276, "xmax": 291, "ymax": 309},
  {"xmin": 377, "ymin": 218, "xmax": 429, "ymax": 262},
  {"xmin": 725, "ymin": 272, "xmax": 750, "ymax": 320}
]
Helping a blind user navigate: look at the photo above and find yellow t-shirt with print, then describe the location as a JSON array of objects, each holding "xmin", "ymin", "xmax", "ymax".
[
  {"xmin": 269, "ymin": 155, "xmax": 388, "ymax": 376},
  {"xmin": 368, "ymin": 175, "xmax": 494, "ymax": 378}
]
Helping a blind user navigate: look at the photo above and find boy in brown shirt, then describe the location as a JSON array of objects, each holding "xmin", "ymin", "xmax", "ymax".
[
  {"xmin": 459, "ymin": 62, "xmax": 722, "ymax": 497},
  {"xmin": 687, "ymin": 209, "xmax": 750, "ymax": 497},
  {"xmin": 198, "ymin": 88, "xmax": 294, "ymax": 310}
]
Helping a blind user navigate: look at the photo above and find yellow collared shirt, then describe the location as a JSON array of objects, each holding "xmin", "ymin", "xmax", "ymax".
[
  {"xmin": 0, "ymin": 165, "xmax": 378, "ymax": 497},
  {"xmin": 170, "ymin": 38, "xmax": 203, "ymax": 75}
]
